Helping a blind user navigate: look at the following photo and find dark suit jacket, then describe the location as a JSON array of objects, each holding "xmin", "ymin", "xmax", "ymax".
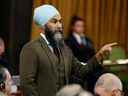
[
  {"xmin": 65, "ymin": 34, "xmax": 95, "ymax": 63},
  {"xmin": 20, "ymin": 36, "xmax": 99, "ymax": 96},
  {"xmin": 65, "ymin": 34, "xmax": 104, "ymax": 92},
  {"xmin": 0, "ymin": 57, "xmax": 11, "ymax": 72}
]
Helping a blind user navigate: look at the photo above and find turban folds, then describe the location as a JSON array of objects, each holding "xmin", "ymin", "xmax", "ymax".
[{"xmin": 33, "ymin": 4, "xmax": 60, "ymax": 26}]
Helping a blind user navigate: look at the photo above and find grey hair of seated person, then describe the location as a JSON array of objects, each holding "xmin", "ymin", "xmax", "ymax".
[
  {"xmin": 94, "ymin": 73, "xmax": 123, "ymax": 92},
  {"xmin": 56, "ymin": 84, "xmax": 93, "ymax": 96},
  {"xmin": 79, "ymin": 91, "xmax": 93, "ymax": 96},
  {"xmin": 0, "ymin": 67, "xmax": 7, "ymax": 85},
  {"xmin": 56, "ymin": 84, "xmax": 83, "ymax": 96},
  {"xmin": 0, "ymin": 67, "xmax": 7, "ymax": 94},
  {"xmin": 0, "ymin": 66, "xmax": 12, "ymax": 96}
]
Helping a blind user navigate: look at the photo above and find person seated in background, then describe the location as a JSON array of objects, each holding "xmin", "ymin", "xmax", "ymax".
[
  {"xmin": 65, "ymin": 16, "xmax": 105, "ymax": 92},
  {"xmin": 0, "ymin": 38, "xmax": 10, "ymax": 72},
  {"xmin": 94, "ymin": 73, "xmax": 123, "ymax": 96},
  {"xmin": 79, "ymin": 91, "xmax": 93, "ymax": 96},
  {"xmin": 56, "ymin": 84, "xmax": 93, "ymax": 96},
  {"xmin": 0, "ymin": 67, "xmax": 13, "ymax": 96}
]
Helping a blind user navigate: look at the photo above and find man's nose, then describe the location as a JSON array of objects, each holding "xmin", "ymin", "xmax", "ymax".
[
  {"xmin": 56, "ymin": 21, "xmax": 62, "ymax": 27},
  {"xmin": 56, "ymin": 22, "xmax": 62, "ymax": 30}
]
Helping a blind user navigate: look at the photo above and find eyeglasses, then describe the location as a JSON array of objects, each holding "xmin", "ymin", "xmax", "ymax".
[
  {"xmin": 94, "ymin": 89, "xmax": 124, "ymax": 96},
  {"xmin": 112, "ymin": 89, "xmax": 124, "ymax": 96}
]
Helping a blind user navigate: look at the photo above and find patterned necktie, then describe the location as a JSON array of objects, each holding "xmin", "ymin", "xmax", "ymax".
[
  {"xmin": 53, "ymin": 47, "xmax": 60, "ymax": 58},
  {"xmin": 81, "ymin": 37, "xmax": 87, "ymax": 46}
]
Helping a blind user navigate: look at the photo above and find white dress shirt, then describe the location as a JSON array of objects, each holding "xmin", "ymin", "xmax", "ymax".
[
  {"xmin": 40, "ymin": 33, "xmax": 87, "ymax": 65},
  {"xmin": 40, "ymin": 33, "xmax": 53, "ymax": 52},
  {"xmin": 73, "ymin": 32, "xmax": 82, "ymax": 44}
]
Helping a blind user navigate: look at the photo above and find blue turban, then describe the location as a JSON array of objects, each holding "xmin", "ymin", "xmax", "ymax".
[{"xmin": 33, "ymin": 4, "xmax": 60, "ymax": 27}]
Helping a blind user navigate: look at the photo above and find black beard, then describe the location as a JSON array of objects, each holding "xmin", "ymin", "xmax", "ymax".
[{"xmin": 44, "ymin": 26, "xmax": 64, "ymax": 48}]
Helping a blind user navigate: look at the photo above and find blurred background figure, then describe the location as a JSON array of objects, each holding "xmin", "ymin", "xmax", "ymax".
[
  {"xmin": 94, "ymin": 73, "xmax": 123, "ymax": 96},
  {"xmin": 65, "ymin": 16, "xmax": 95, "ymax": 62},
  {"xmin": 56, "ymin": 84, "xmax": 93, "ymax": 96},
  {"xmin": 56, "ymin": 84, "xmax": 82, "ymax": 96},
  {"xmin": 0, "ymin": 67, "xmax": 13, "ymax": 96},
  {"xmin": 0, "ymin": 38, "xmax": 5, "ymax": 58},
  {"xmin": 0, "ymin": 38, "xmax": 10, "ymax": 72},
  {"xmin": 79, "ymin": 91, "xmax": 93, "ymax": 96},
  {"xmin": 65, "ymin": 16, "xmax": 105, "ymax": 92}
]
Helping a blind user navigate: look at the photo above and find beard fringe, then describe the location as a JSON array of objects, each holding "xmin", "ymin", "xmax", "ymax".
[{"xmin": 44, "ymin": 26, "xmax": 64, "ymax": 48}]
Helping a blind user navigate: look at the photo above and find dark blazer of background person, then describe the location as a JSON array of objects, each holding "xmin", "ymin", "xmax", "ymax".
[
  {"xmin": 65, "ymin": 33, "xmax": 95, "ymax": 63},
  {"xmin": 20, "ymin": 35, "xmax": 100, "ymax": 96},
  {"xmin": 65, "ymin": 34, "xmax": 105, "ymax": 92},
  {"xmin": 0, "ymin": 56, "xmax": 11, "ymax": 72},
  {"xmin": 0, "ymin": 38, "xmax": 11, "ymax": 72}
]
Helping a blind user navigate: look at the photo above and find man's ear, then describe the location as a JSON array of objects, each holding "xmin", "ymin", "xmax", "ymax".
[{"xmin": 0, "ymin": 82, "xmax": 5, "ymax": 90}]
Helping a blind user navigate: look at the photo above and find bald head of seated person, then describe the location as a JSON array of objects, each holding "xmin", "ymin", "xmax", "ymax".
[
  {"xmin": 20, "ymin": 4, "xmax": 118, "ymax": 96},
  {"xmin": 94, "ymin": 73, "xmax": 123, "ymax": 96}
]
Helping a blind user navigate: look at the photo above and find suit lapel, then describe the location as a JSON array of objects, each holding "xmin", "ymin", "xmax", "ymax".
[
  {"xmin": 39, "ymin": 36, "xmax": 69, "ymax": 84},
  {"xmin": 71, "ymin": 35, "xmax": 81, "ymax": 49},
  {"xmin": 38, "ymin": 36, "xmax": 58, "ymax": 77}
]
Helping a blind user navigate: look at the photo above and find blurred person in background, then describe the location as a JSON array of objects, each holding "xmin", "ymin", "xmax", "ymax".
[
  {"xmin": 94, "ymin": 73, "xmax": 123, "ymax": 96},
  {"xmin": 65, "ymin": 16, "xmax": 105, "ymax": 92},
  {"xmin": 79, "ymin": 91, "xmax": 93, "ymax": 96},
  {"xmin": 0, "ymin": 67, "xmax": 13, "ymax": 96},
  {"xmin": 65, "ymin": 16, "xmax": 95, "ymax": 63},
  {"xmin": 56, "ymin": 84, "xmax": 93, "ymax": 96},
  {"xmin": 56, "ymin": 84, "xmax": 83, "ymax": 96},
  {"xmin": 0, "ymin": 37, "xmax": 10, "ymax": 72}
]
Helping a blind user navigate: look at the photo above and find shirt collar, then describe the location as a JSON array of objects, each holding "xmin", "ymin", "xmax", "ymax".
[
  {"xmin": 40, "ymin": 33, "xmax": 50, "ymax": 45},
  {"xmin": 73, "ymin": 32, "xmax": 82, "ymax": 44}
]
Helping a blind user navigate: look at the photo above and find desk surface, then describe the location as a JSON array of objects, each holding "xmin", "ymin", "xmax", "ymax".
[{"xmin": 103, "ymin": 59, "xmax": 128, "ymax": 66}]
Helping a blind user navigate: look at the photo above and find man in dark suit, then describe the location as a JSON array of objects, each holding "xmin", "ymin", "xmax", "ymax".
[
  {"xmin": 20, "ymin": 4, "xmax": 117, "ymax": 96},
  {"xmin": 66, "ymin": 16, "xmax": 95, "ymax": 63},
  {"xmin": 65, "ymin": 33, "xmax": 95, "ymax": 63},
  {"xmin": 0, "ymin": 37, "xmax": 10, "ymax": 72}
]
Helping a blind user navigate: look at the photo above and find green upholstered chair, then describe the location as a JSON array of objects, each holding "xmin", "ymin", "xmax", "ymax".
[{"xmin": 109, "ymin": 46, "xmax": 126, "ymax": 60}]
